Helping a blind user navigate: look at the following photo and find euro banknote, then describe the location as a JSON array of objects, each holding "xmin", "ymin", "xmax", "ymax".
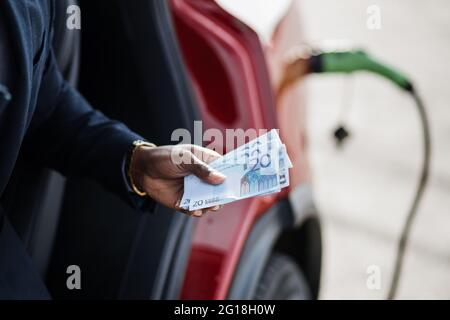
[{"xmin": 180, "ymin": 129, "xmax": 292, "ymax": 211}]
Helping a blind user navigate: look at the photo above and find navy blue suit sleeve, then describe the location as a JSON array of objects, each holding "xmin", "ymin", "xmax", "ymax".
[{"xmin": 24, "ymin": 50, "xmax": 154, "ymax": 212}]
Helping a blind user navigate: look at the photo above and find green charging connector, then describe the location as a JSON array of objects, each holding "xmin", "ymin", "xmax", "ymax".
[{"xmin": 313, "ymin": 50, "xmax": 413, "ymax": 91}]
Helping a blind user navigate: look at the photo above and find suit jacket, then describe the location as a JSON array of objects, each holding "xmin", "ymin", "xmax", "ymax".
[
  {"xmin": 0, "ymin": 0, "xmax": 150, "ymax": 298},
  {"xmin": 0, "ymin": 0, "xmax": 144, "ymax": 204}
]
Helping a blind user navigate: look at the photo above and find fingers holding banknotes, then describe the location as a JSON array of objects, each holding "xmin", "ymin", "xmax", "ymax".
[
  {"xmin": 129, "ymin": 144, "xmax": 226, "ymax": 217},
  {"xmin": 128, "ymin": 130, "xmax": 291, "ymax": 216}
]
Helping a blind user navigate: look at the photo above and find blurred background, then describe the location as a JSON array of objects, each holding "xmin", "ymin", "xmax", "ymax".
[
  {"xmin": 220, "ymin": 0, "xmax": 450, "ymax": 299},
  {"xmin": 302, "ymin": 0, "xmax": 450, "ymax": 299}
]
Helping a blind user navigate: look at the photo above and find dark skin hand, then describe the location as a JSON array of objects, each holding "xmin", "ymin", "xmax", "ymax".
[{"xmin": 129, "ymin": 144, "xmax": 226, "ymax": 217}]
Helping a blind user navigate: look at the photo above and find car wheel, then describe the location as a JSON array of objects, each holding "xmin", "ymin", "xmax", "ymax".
[{"xmin": 254, "ymin": 252, "xmax": 312, "ymax": 300}]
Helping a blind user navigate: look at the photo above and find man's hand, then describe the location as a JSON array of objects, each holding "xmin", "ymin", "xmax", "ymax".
[{"xmin": 128, "ymin": 144, "xmax": 225, "ymax": 217}]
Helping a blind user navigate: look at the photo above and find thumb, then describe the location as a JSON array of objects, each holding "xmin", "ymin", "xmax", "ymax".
[{"xmin": 185, "ymin": 153, "xmax": 226, "ymax": 185}]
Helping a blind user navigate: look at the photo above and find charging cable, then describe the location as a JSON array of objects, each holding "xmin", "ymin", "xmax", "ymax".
[{"xmin": 278, "ymin": 49, "xmax": 431, "ymax": 299}]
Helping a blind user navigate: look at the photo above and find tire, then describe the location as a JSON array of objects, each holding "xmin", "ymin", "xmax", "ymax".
[{"xmin": 254, "ymin": 252, "xmax": 312, "ymax": 300}]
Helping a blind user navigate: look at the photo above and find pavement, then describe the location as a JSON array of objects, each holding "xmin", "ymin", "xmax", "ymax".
[{"xmin": 300, "ymin": 0, "xmax": 450, "ymax": 299}]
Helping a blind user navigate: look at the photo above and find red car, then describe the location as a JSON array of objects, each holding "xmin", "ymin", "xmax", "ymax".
[{"xmin": 3, "ymin": 0, "xmax": 322, "ymax": 299}]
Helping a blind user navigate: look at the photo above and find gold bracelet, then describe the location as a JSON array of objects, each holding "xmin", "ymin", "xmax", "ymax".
[{"xmin": 128, "ymin": 140, "xmax": 156, "ymax": 197}]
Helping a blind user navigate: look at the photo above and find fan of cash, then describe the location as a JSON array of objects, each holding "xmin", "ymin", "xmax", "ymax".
[{"xmin": 181, "ymin": 129, "xmax": 292, "ymax": 211}]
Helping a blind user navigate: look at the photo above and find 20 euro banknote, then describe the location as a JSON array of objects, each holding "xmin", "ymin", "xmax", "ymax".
[{"xmin": 180, "ymin": 129, "xmax": 292, "ymax": 211}]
